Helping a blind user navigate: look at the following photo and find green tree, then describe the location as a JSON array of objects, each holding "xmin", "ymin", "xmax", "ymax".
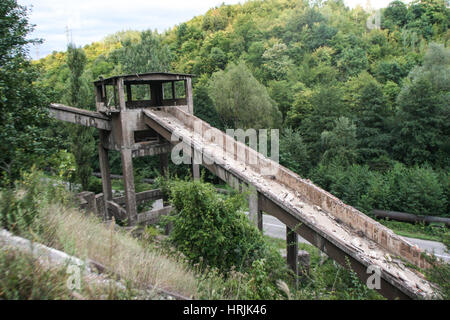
[
  {"xmin": 295, "ymin": 85, "xmax": 348, "ymax": 164},
  {"xmin": 310, "ymin": 163, "xmax": 375, "ymax": 213},
  {"xmin": 382, "ymin": 0, "xmax": 408, "ymax": 29},
  {"xmin": 336, "ymin": 46, "xmax": 369, "ymax": 78},
  {"xmin": 262, "ymin": 42, "xmax": 293, "ymax": 80},
  {"xmin": 364, "ymin": 163, "xmax": 447, "ymax": 216},
  {"xmin": 344, "ymin": 73, "xmax": 393, "ymax": 164},
  {"xmin": 279, "ymin": 128, "xmax": 310, "ymax": 176},
  {"xmin": 65, "ymin": 43, "xmax": 95, "ymax": 190},
  {"xmin": 332, "ymin": 33, "xmax": 369, "ymax": 79},
  {"xmin": 393, "ymin": 43, "xmax": 449, "ymax": 167},
  {"xmin": 193, "ymin": 74, "xmax": 223, "ymax": 129},
  {"xmin": 320, "ymin": 117, "xmax": 358, "ymax": 166},
  {"xmin": 405, "ymin": 0, "xmax": 449, "ymax": 39},
  {"xmin": 207, "ymin": 61, "xmax": 281, "ymax": 129},
  {"xmin": 267, "ymin": 80, "xmax": 295, "ymax": 121},
  {"xmin": 0, "ymin": 0, "xmax": 55, "ymax": 184},
  {"xmin": 112, "ymin": 30, "xmax": 172, "ymax": 74}
]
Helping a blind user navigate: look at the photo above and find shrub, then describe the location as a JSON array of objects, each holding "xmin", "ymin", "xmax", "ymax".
[
  {"xmin": 159, "ymin": 177, "xmax": 287, "ymax": 299},
  {"xmin": 163, "ymin": 178, "xmax": 282, "ymax": 271}
]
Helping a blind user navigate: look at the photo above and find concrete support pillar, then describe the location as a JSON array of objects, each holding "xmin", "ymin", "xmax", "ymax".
[
  {"xmin": 98, "ymin": 132, "xmax": 112, "ymax": 220},
  {"xmin": 186, "ymin": 77, "xmax": 194, "ymax": 114},
  {"xmin": 95, "ymin": 193, "xmax": 105, "ymax": 219},
  {"xmin": 121, "ymin": 148, "xmax": 137, "ymax": 225},
  {"xmin": 192, "ymin": 163, "xmax": 200, "ymax": 181},
  {"xmin": 159, "ymin": 152, "xmax": 169, "ymax": 177},
  {"xmin": 186, "ymin": 75, "xmax": 198, "ymax": 180},
  {"xmin": 257, "ymin": 210, "xmax": 263, "ymax": 232},
  {"xmin": 286, "ymin": 226, "xmax": 299, "ymax": 276},
  {"xmin": 117, "ymin": 77, "xmax": 138, "ymax": 226},
  {"xmin": 192, "ymin": 147, "xmax": 201, "ymax": 181},
  {"xmin": 248, "ymin": 187, "xmax": 263, "ymax": 232}
]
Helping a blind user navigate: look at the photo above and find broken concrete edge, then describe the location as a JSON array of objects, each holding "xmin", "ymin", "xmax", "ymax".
[
  {"xmin": 0, "ymin": 228, "xmax": 190, "ymax": 300},
  {"xmin": 0, "ymin": 228, "xmax": 90, "ymax": 272},
  {"xmin": 156, "ymin": 106, "xmax": 436, "ymax": 271}
]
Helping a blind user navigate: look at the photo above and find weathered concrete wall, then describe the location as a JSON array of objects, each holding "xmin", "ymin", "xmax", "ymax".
[{"xmin": 274, "ymin": 167, "xmax": 431, "ymax": 269}]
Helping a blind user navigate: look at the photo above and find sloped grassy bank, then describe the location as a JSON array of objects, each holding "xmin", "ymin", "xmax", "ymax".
[{"xmin": 3, "ymin": 170, "xmax": 446, "ymax": 300}]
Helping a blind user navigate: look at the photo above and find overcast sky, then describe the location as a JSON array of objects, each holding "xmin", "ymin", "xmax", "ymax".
[{"xmin": 18, "ymin": 0, "xmax": 398, "ymax": 60}]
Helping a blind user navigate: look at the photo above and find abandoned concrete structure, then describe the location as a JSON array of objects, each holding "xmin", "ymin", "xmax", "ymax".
[
  {"xmin": 49, "ymin": 72, "xmax": 440, "ymax": 300},
  {"xmin": 50, "ymin": 72, "xmax": 199, "ymax": 225}
]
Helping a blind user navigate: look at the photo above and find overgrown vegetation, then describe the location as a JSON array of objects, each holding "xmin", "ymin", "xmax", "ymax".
[
  {"xmin": 0, "ymin": 0, "xmax": 449, "ymax": 300},
  {"xmin": 22, "ymin": 0, "xmax": 448, "ymax": 221},
  {"xmin": 0, "ymin": 170, "xmax": 200, "ymax": 298},
  {"xmin": 153, "ymin": 176, "xmax": 391, "ymax": 300},
  {"xmin": 310, "ymin": 161, "xmax": 448, "ymax": 217},
  {"xmin": 158, "ymin": 176, "xmax": 289, "ymax": 299},
  {"xmin": 424, "ymin": 257, "xmax": 450, "ymax": 300},
  {"xmin": 0, "ymin": 0, "xmax": 58, "ymax": 185},
  {"xmin": 264, "ymin": 236, "xmax": 384, "ymax": 300},
  {"xmin": 1, "ymin": 172, "xmax": 392, "ymax": 300}
]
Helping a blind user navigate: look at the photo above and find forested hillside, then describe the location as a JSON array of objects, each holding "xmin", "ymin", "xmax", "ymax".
[{"xmin": 3, "ymin": 0, "xmax": 450, "ymax": 218}]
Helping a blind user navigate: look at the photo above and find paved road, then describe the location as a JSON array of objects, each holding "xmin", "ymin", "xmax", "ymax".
[
  {"xmin": 261, "ymin": 214, "xmax": 450, "ymax": 263},
  {"xmin": 161, "ymin": 203, "xmax": 449, "ymax": 262},
  {"xmin": 403, "ymin": 237, "xmax": 449, "ymax": 262}
]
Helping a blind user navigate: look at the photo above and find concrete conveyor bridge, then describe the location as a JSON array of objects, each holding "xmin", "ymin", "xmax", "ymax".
[
  {"xmin": 141, "ymin": 106, "xmax": 438, "ymax": 300},
  {"xmin": 48, "ymin": 72, "xmax": 441, "ymax": 300}
]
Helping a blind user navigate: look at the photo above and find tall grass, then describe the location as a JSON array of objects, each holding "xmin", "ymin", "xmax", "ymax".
[
  {"xmin": 0, "ymin": 249, "xmax": 140, "ymax": 300},
  {"xmin": 42, "ymin": 203, "xmax": 199, "ymax": 297},
  {"xmin": 0, "ymin": 170, "xmax": 199, "ymax": 298}
]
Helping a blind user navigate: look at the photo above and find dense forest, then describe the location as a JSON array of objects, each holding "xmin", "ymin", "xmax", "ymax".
[{"xmin": 1, "ymin": 0, "xmax": 449, "ymax": 220}]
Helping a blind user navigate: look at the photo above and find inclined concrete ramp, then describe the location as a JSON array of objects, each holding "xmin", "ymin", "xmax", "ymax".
[{"xmin": 143, "ymin": 106, "xmax": 441, "ymax": 300}]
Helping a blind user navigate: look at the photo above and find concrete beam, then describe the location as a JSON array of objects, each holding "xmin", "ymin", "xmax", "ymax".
[
  {"xmin": 113, "ymin": 189, "xmax": 163, "ymax": 206},
  {"xmin": 137, "ymin": 206, "xmax": 173, "ymax": 225},
  {"xmin": 132, "ymin": 142, "xmax": 172, "ymax": 158},
  {"xmin": 49, "ymin": 103, "xmax": 111, "ymax": 130},
  {"xmin": 248, "ymin": 186, "xmax": 263, "ymax": 231},
  {"xmin": 106, "ymin": 200, "xmax": 127, "ymax": 221},
  {"xmin": 286, "ymin": 226, "xmax": 299, "ymax": 276}
]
